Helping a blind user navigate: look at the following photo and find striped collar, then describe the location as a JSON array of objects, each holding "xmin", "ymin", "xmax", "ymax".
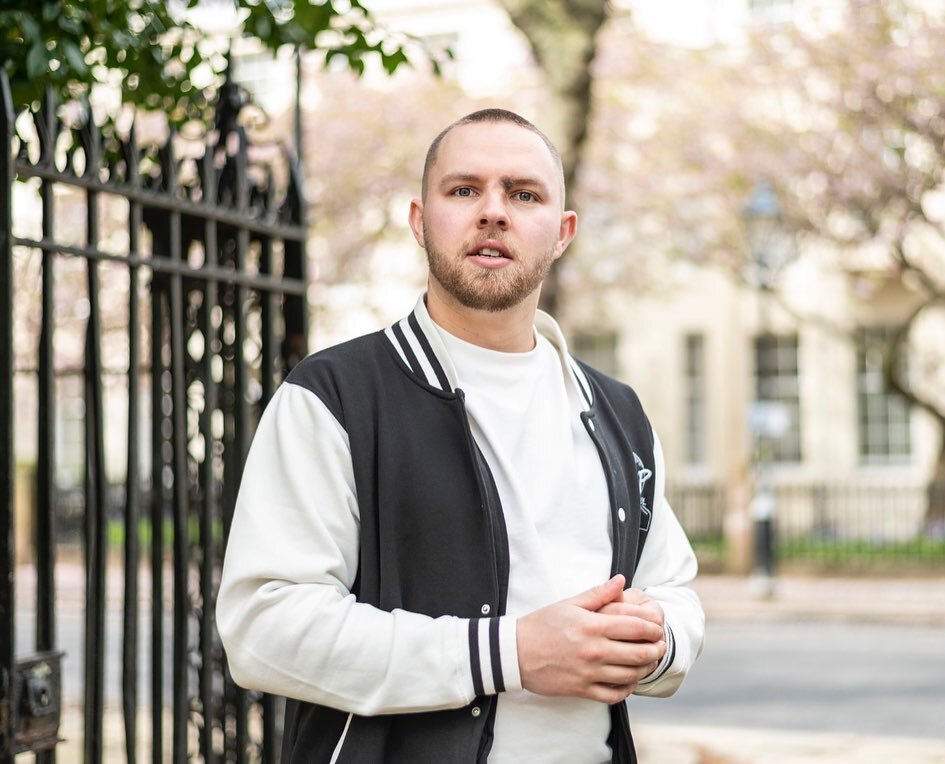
[{"xmin": 383, "ymin": 295, "xmax": 594, "ymax": 410}]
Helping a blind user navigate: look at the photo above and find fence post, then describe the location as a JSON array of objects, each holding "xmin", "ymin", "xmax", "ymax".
[
  {"xmin": 0, "ymin": 68, "xmax": 17, "ymax": 764},
  {"xmin": 724, "ymin": 468, "xmax": 753, "ymax": 574}
]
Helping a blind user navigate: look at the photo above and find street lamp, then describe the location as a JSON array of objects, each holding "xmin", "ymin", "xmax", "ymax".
[
  {"xmin": 742, "ymin": 181, "xmax": 786, "ymax": 596},
  {"xmin": 743, "ymin": 181, "xmax": 785, "ymax": 289}
]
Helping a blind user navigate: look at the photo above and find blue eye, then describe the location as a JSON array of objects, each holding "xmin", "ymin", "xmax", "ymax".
[
  {"xmin": 515, "ymin": 191, "xmax": 535, "ymax": 202},
  {"xmin": 455, "ymin": 187, "xmax": 473, "ymax": 197}
]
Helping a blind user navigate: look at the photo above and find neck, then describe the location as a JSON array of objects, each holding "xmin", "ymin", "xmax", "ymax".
[{"xmin": 425, "ymin": 281, "xmax": 539, "ymax": 353}]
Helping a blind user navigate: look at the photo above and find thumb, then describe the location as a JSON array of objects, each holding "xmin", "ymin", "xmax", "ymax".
[{"xmin": 568, "ymin": 575, "xmax": 626, "ymax": 611}]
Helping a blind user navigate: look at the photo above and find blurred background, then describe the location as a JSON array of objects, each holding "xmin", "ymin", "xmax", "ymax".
[{"xmin": 2, "ymin": 0, "xmax": 944, "ymax": 762}]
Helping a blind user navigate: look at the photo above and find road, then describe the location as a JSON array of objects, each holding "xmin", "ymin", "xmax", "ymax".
[{"xmin": 629, "ymin": 619, "xmax": 945, "ymax": 741}]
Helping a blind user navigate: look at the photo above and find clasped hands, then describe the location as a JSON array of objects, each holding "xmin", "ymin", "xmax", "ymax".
[{"xmin": 516, "ymin": 574, "xmax": 666, "ymax": 704}]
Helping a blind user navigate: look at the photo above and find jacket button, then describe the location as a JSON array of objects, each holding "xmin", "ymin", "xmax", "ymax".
[
  {"xmin": 617, "ymin": 507, "xmax": 626, "ymax": 522},
  {"xmin": 471, "ymin": 706, "xmax": 481, "ymax": 717},
  {"xmin": 481, "ymin": 604, "xmax": 491, "ymax": 615}
]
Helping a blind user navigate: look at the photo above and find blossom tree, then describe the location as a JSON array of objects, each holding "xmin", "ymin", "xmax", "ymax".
[{"xmin": 582, "ymin": 0, "xmax": 945, "ymax": 524}]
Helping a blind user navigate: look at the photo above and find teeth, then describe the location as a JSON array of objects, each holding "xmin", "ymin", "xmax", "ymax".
[{"xmin": 478, "ymin": 247, "xmax": 502, "ymax": 257}]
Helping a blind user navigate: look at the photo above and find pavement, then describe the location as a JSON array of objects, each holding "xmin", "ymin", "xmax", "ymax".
[
  {"xmin": 13, "ymin": 565, "xmax": 945, "ymax": 762},
  {"xmin": 692, "ymin": 572, "xmax": 945, "ymax": 627},
  {"xmin": 634, "ymin": 573, "xmax": 945, "ymax": 763},
  {"xmin": 634, "ymin": 723, "xmax": 945, "ymax": 764}
]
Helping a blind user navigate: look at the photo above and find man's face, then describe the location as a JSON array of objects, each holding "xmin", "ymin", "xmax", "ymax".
[{"xmin": 409, "ymin": 121, "xmax": 577, "ymax": 313}]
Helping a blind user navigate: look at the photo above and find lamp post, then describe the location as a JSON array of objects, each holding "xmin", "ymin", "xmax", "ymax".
[{"xmin": 742, "ymin": 182, "xmax": 786, "ymax": 596}]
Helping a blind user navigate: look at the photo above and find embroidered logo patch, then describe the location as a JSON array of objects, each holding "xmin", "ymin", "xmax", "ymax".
[{"xmin": 633, "ymin": 452, "xmax": 653, "ymax": 531}]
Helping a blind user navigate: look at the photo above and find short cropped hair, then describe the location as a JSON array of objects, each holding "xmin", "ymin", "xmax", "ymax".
[{"xmin": 421, "ymin": 108, "xmax": 565, "ymax": 202}]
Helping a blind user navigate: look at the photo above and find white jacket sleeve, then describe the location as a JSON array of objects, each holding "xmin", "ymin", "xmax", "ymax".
[
  {"xmin": 215, "ymin": 382, "xmax": 522, "ymax": 716},
  {"xmin": 631, "ymin": 432, "xmax": 706, "ymax": 698}
]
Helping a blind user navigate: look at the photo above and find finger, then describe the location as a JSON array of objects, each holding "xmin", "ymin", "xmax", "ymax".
[
  {"xmin": 640, "ymin": 660, "xmax": 660, "ymax": 678},
  {"xmin": 567, "ymin": 575, "xmax": 626, "ymax": 611},
  {"xmin": 587, "ymin": 658, "xmax": 662, "ymax": 702},
  {"xmin": 598, "ymin": 602, "xmax": 663, "ymax": 625},
  {"xmin": 593, "ymin": 664, "xmax": 651, "ymax": 687},
  {"xmin": 585, "ymin": 682, "xmax": 635, "ymax": 705},
  {"xmin": 620, "ymin": 588, "xmax": 650, "ymax": 605},
  {"xmin": 602, "ymin": 639, "xmax": 667, "ymax": 668},
  {"xmin": 598, "ymin": 614, "xmax": 664, "ymax": 643}
]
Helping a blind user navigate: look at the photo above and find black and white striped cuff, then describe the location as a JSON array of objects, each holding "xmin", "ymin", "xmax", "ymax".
[
  {"xmin": 639, "ymin": 622, "xmax": 676, "ymax": 685},
  {"xmin": 468, "ymin": 617, "xmax": 519, "ymax": 696}
]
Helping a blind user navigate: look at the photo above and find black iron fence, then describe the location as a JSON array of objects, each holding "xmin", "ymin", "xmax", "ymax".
[
  {"xmin": 1, "ymin": 70, "xmax": 307, "ymax": 763},
  {"xmin": 668, "ymin": 481, "xmax": 945, "ymax": 570}
]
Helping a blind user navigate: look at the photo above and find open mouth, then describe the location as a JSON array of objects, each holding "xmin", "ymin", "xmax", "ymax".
[{"xmin": 467, "ymin": 241, "xmax": 512, "ymax": 261}]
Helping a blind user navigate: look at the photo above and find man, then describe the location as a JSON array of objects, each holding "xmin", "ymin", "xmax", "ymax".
[{"xmin": 217, "ymin": 109, "xmax": 705, "ymax": 763}]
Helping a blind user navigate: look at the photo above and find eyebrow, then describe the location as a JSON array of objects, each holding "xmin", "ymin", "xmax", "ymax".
[
  {"xmin": 501, "ymin": 176, "xmax": 550, "ymax": 194},
  {"xmin": 437, "ymin": 172, "xmax": 483, "ymax": 188}
]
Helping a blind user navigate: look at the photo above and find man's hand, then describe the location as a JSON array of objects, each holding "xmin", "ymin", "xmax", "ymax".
[
  {"xmin": 516, "ymin": 575, "xmax": 667, "ymax": 704},
  {"xmin": 598, "ymin": 587, "xmax": 665, "ymax": 633}
]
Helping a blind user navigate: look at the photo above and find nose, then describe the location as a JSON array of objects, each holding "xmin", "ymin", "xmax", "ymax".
[{"xmin": 478, "ymin": 189, "xmax": 509, "ymax": 230}]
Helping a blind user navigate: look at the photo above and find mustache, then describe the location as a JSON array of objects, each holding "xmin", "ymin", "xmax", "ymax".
[{"xmin": 467, "ymin": 232, "xmax": 513, "ymax": 252}]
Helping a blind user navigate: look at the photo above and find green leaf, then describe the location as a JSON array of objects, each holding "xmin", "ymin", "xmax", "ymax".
[
  {"xmin": 57, "ymin": 13, "xmax": 83, "ymax": 36},
  {"xmin": 252, "ymin": 12, "xmax": 272, "ymax": 43},
  {"xmin": 112, "ymin": 30, "xmax": 132, "ymax": 49},
  {"xmin": 61, "ymin": 39, "xmax": 87, "ymax": 76},
  {"xmin": 381, "ymin": 49, "xmax": 408, "ymax": 75},
  {"xmin": 26, "ymin": 41, "xmax": 50, "ymax": 79},
  {"xmin": 17, "ymin": 12, "xmax": 41, "ymax": 40},
  {"xmin": 292, "ymin": 2, "xmax": 333, "ymax": 36}
]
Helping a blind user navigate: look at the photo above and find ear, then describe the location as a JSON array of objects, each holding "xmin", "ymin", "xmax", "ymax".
[
  {"xmin": 408, "ymin": 198, "xmax": 425, "ymax": 248},
  {"xmin": 554, "ymin": 210, "xmax": 578, "ymax": 260}
]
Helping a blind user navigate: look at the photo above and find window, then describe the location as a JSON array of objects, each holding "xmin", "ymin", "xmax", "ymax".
[
  {"xmin": 684, "ymin": 334, "xmax": 706, "ymax": 465},
  {"xmin": 231, "ymin": 49, "xmax": 295, "ymax": 115},
  {"xmin": 56, "ymin": 373, "xmax": 86, "ymax": 489},
  {"xmin": 748, "ymin": 0, "xmax": 794, "ymax": 22},
  {"xmin": 754, "ymin": 334, "xmax": 801, "ymax": 462},
  {"xmin": 856, "ymin": 328, "xmax": 911, "ymax": 463},
  {"xmin": 571, "ymin": 331, "xmax": 618, "ymax": 379}
]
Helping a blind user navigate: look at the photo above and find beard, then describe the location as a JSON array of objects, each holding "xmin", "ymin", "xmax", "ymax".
[{"xmin": 424, "ymin": 224, "xmax": 557, "ymax": 313}]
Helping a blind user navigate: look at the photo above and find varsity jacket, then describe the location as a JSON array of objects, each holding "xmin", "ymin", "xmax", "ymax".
[{"xmin": 216, "ymin": 298, "xmax": 704, "ymax": 764}]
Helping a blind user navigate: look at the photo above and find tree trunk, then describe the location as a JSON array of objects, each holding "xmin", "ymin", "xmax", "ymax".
[
  {"xmin": 926, "ymin": 447, "xmax": 945, "ymax": 536},
  {"xmin": 497, "ymin": 0, "xmax": 612, "ymax": 316},
  {"xmin": 884, "ymin": 317, "xmax": 945, "ymax": 533}
]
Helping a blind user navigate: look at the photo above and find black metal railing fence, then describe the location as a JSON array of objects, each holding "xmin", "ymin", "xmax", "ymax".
[
  {"xmin": 668, "ymin": 480, "xmax": 945, "ymax": 570},
  {"xmin": 1, "ymin": 70, "xmax": 307, "ymax": 763}
]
